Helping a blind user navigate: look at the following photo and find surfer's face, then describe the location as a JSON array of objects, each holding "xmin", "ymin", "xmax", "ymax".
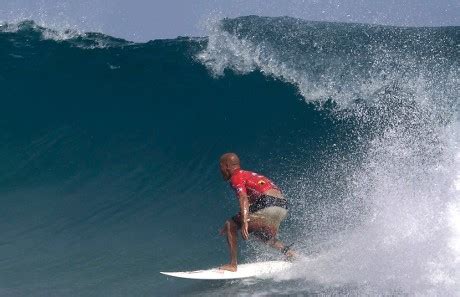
[{"xmin": 220, "ymin": 162, "xmax": 231, "ymax": 180}]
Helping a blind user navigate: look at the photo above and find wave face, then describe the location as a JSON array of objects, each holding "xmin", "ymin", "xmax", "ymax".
[{"xmin": 0, "ymin": 17, "xmax": 459, "ymax": 296}]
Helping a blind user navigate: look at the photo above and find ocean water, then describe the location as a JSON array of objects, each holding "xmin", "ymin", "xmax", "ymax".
[{"xmin": 0, "ymin": 16, "xmax": 458, "ymax": 296}]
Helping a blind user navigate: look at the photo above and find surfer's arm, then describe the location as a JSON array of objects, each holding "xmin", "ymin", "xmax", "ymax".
[
  {"xmin": 238, "ymin": 192, "xmax": 250, "ymax": 240},
  {"xmin": 229, "ymin": 173, "xmax": 249, "ymax": 239}
]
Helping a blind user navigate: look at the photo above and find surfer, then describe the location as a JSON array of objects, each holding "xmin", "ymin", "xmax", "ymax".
[{"xmin": 219, "ymin": 152, "xmax": 295, "ymax": 272}]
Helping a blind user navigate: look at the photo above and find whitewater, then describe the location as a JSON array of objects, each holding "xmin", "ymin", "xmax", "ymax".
[{"xmin": 0, "ymin": 16, "xmax": 458, "ymax": 296}]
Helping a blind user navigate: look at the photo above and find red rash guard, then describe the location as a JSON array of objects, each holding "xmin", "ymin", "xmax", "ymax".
[{"xmin": 229, "ymin": 169, "xmax": 280, "ymax": 203}]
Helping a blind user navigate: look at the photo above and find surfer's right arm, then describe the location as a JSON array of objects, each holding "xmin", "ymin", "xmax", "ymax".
[
  {"xmin": 230, "ymin": 172, "xmax": 250, "ymax": 239},
  {"xmin": 238, "ymin": 192, "xmax": 250, "ymax": 240}
]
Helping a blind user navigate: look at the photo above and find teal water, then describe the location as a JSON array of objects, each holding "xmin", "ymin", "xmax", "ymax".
[{"xmin": 0, "ymin": 16, "xmax": 459, "ymax": 296}]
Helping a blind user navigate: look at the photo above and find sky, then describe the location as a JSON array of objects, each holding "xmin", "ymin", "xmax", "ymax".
[{"xmin": 1, "ymin": 0, "xmax": 458, "ymax": 41}]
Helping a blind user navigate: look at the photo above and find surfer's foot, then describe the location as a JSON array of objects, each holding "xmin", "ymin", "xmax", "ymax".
[
  {"xmin": 219, "ymin": 263, "xmax": 237, "ymax": 272},
  {"xmin": 285, "ymin": 250, "xmax": 297, "ymax": 261}
]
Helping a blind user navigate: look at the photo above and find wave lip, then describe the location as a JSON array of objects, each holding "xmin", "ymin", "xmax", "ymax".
[
  {"xmin": 0, "ymin": 20, "xmax": 133, "ymax": 49},
  {"xmin": 199, "ymin": 16, "xmax": 459, "ymax": 109}
]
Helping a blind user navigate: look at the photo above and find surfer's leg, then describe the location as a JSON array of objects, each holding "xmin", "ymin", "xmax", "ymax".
[
  {"xmin": 250, "ymin": 222, "xmax": 277, "ymax": 242},
  {"xmin": 219, "ymin": 219, "xmax": 238, "ymax": 272},
  {"xmin": 249, "ymin": 207, "xmax": 296, "ymax": 259},
  {"xmin": 266, "ymin": 238, "xmax": 296, "ymax": 259},
  {"xmin": 249, "ymin": 222, "xmax": 297, "ymax": 260},
  {"xmin": 265, "ymin": 235, "xmax": 285, "ymax": 251}
]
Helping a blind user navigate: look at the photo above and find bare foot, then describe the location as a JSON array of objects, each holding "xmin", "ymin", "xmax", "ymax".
[
  {"xmin": 285, "ymin": 250, "xmax": 297, "ymax": 261},
  {"xmin": 219, "ymin": 263, "xmax": 237, "ymax": 272}
]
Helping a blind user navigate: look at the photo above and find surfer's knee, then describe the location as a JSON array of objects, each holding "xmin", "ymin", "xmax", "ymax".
[
  {"xmin": 266, "ymin": 237, "xmax": 279, "ymax": 247},
  {"xmin": 253, "ymin": 227, "xmax": 277, "ymax": 243}
]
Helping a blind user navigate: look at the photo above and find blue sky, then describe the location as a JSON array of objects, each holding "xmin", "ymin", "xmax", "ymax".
[{"xmin": 1, "ymin": 0, "xmax": 458, "ymax": 41}]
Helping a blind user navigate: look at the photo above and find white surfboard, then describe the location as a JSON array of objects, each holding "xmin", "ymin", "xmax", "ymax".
[{"xmin": 160, "ymin": 260, "xmax": 291, "ymax": 280}]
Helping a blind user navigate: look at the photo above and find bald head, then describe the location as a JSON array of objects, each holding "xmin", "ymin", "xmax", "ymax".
[
  {"xmin": 219, "ymin": 152, "xmax": 241, "ymax": 180},
  {"xmin": 220, "ymin": 153, "xmax": 240, "ymax": 166}
]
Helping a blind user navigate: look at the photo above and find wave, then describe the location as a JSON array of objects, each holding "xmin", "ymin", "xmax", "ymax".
[
  {"xmin": 198, "ymin": 16, "xmax": 460, "ymax": 295},
  {"xmin": 0, "ymin": 16, "xmax": 459, "ymax": 296}
]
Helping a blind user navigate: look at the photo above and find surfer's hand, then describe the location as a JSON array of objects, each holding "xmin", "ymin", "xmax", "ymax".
[{"xmin": 241, "ymin": 222, "xmax": 249, "ymax": 240}]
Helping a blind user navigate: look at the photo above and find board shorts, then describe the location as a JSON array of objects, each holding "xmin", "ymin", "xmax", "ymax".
[{"xmin": 232, "ymin": 195, "xmax": 288, "ymax": 240}]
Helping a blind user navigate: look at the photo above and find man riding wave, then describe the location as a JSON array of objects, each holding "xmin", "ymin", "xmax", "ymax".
[{"xmin": 219, "ymin": 153, "xmax": 295, "ymax": 272}]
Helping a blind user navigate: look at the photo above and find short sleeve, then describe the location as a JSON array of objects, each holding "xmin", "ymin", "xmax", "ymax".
[{"xmin": 230, "ymin": 172, "xmax": 247, "ymax": 196}]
